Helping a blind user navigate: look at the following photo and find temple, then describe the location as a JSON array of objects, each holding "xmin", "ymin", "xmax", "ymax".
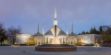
[{"xmin": 15, "ymin": 9, "xmax": 101, "ymax": 46}]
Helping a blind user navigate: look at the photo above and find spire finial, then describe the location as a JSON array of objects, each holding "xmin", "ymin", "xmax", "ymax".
[
  {"xmin": 53, "ymin": 8, "xmax": 58, "ymax": 26},
  {"xmin": 54, "ymin": 8, "xmax": 57, "ymax": 18}
]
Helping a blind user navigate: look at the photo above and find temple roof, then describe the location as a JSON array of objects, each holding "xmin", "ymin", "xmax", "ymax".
[
  {"xmin": 45, "ymin": 26, "xmax": 66, "ymax": 36},
  {"xmin": 33, "ymin": 24, "xmax": 43, "ymax": 36},
  {"xmin": 58, "ymin": 29, "xmax": 66, "ymax": 35},
  {"xmin": 45, "ymin": 30, "xmax": 53, "ymax": 35},
  {"xmin": 44, "ymin": 9, "xmax": 66, "ymax": 36},
  {"xmin": 33, "ymin": 32, "xmax": 43, "ymax": 36},
  {"xmin": 68, "ymin": 32, "xmax": 76, "ymax": 36}
]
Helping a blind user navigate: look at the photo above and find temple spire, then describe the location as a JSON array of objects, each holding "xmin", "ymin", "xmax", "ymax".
[
  {"xmin": 71, "ymin": 24, "xmax": 73, "ymax": 33},
  {"xmin": 37, "ymin": 24, "xmax": 40, "ymax": 33},
  {"xmin": 69, "ymin": 24, "xmax": 76, "ymax": 36},
  {"xmin": 53, "ymin": 8, "xmax": 58, "ymax": 26}
]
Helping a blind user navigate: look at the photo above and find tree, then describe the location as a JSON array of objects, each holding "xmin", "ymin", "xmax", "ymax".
[
  {"xmin": 0, "ymin": 24, "xmax": 7, "ymax": 45},
  {"xmin": 79, "ymin": 27, "xmax": 99, "ymax": 35},
  {"xmin": 80, "ymin": 31, "xmax": 86, "ymax": 34},
  {"xmin": 7, "ymin": 27, "xmax": 21, "ymax": 45},
  {"xmin": 99, "ymin": 26, "xmax": 103, "ymax": 32},
  {"xmin": 106, "ymin": 27, "xmax": 111, "ymax": 34},
  {"xmin": 79, "ymin": 31, "xmax": 90, "ymax": 35},
  {"xmin": 89, "ymin": 27, "xmax": 99, "ymax": 34},
  {"xmin": 99, "ymin": 26, "xmax": 111, "ymax": 34}
]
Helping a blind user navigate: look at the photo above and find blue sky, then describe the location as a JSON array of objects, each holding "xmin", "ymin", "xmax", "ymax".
[{"xmin": 0, "ymin": 0, "xmax": 111, "ymax": 34}]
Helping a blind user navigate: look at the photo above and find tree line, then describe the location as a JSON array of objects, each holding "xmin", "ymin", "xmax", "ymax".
[
  {"xmin": 80, "ymin": 26, "xmax": 111, "ymax": 42},
  {"xmin": 0, "ymin": 23, "xmax": 21, "ymax": 46},
  {"xmin": 80, "ymin": 26, "xmax": 111, "ymax": 35}
]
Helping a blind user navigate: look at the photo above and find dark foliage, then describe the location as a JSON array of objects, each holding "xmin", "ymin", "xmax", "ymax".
[
  {"xmin": 0, "ymin": 23, "xmax": 22, "ymax": 45},
  {"xmin": 0, "ymin": 24, "xmax": 7, "ymax": 45}
]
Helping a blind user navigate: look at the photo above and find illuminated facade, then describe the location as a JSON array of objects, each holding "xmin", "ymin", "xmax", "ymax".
[
  {"xmin": 15, "ymin": 10, "xmax": 101, "ymax": 46},
  {"xmin": 33, "ymin": 19, "xmax": 77, "ymax": 45},
  {"xmin": 32, "ymin": 9, "xmax": 77, "ymax": 45}
]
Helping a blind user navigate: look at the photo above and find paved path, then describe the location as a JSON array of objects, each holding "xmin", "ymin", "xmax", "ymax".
[{"xmin": 0, "ymin": 46, "xmax": 111, "ymax": 55}]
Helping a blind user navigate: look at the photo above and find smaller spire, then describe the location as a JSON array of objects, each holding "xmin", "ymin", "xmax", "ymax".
[
  {"xmin": 34, "ymin": 24, "xmax": 43, "ymax": 36},
  {"xmin": 69, "ymin": 24, "xmax": 76, "ymax": 36},
  {"xmin": 37, "ymin": 24, "xmax": 40, "ymax": 32},
  {"xmin": 71, "ymin": 24, "xmax": 73, "ymax": 33}
]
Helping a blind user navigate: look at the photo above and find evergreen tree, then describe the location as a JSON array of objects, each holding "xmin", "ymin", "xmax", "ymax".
[
  {"xmin": 106, "ymin": 27, "xmax": 111, "ymax": 34},
  {"xmin": 99, "ymin": 26, "xmax": 103, "ymax": 32},
  {"xmin": 89, "ymin": 27, "xmax": 99, "ymax": 34},
  {"xmin": 0, "ymin": 24, "xmax": 7, "ymax": 45}
]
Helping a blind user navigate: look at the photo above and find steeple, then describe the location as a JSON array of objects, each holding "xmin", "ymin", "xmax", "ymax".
[
  {"xmin": 33, "ymin": 24, "xmax": 43, "ymax": 36},
  {"xmin": 69, "ymin": 24, "xmax": 76, "ymax": 36},
  {"xmin": 45, "ymin": 8, "xmax": 66, "ymax": 36},
  {"xmin": 37, "ymin": 24, "xmax": 40, "ymax": 33},
  {"xmin": 53, "ymin": 8, "xmax": 58, "ymax": 26},
  {"xmin": 71, "ymin": 24, "xmax": 74, "ymax": 33}
]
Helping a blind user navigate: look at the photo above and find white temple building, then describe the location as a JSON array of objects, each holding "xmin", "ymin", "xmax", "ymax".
[{"xmin": 15, "ymin": 10, "xmax": 101, "ymax": 46}]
